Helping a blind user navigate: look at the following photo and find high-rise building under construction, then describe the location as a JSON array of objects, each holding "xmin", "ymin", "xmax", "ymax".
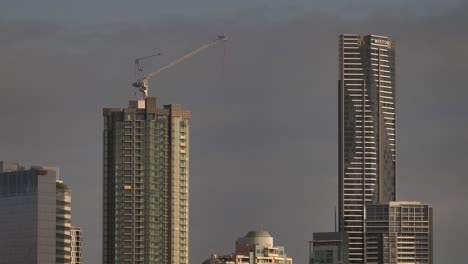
[
  {"xmin": 338, "ymin": 34, "xmax": 396, "ymax": 263},
  {"xmin": 103, "ymin": 97, "xmax": 190, "ymax": 264}
]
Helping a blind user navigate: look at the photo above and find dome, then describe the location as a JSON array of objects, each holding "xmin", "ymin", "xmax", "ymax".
[
  {"xmin": 237, "ymin": 230, "xmax": 274, "ymax": 247},
  {"xmin": 245, "ymin": 230, "xmax": 272, "ymax": 238}
]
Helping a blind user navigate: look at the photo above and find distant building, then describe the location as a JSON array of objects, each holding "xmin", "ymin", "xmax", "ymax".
[
  {"xmin": 103, "ymin": 97, "xmax": 191, "ymax": 264},
  {"xmin": 338, "ymin": 34, "xmax": 396, "ymax": 264},
  {"xmin": 311, "ymin": 232, "xmax": 348, "ymax": 264},
  {"xmin": 71, "ymin": 226, "xmax": 83, "ymax": 264},
  {"xmin": 202, "ymin": 230, "xmax": 293, "ymax": 264},
  {"xmin": 365, "ymin": 201, "xmax": 433, "ymax": 264},
  {"xmin": 0, "ymin": 161, "xmax": 79, "ymax": 264},
  {"xmin": 338, "ymin": 34, "xmax": 397, "ymax": 263},
  {"xmin": 56, "ymin": 179, "xmax": 72, "ymax": 263}
]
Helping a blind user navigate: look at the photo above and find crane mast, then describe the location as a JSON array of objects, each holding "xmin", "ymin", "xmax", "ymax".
[{"xmin": 132, "ymin": 35, "xmax": 227, "ymax": 98}]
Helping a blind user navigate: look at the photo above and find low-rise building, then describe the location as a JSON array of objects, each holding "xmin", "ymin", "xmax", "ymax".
[
  {"xmin": 203, "ymin": 230, "xmax": 292, "ymax": 264},
  {"xmin": 311, "ymin": 232, "xmax": 348, "ymax": 264},
  {"xmin": 71, "ymin": 226, "xmax": 83, "ymax": 264}
]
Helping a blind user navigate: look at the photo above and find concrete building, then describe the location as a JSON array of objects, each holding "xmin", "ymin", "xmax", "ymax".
[
  {"xmin": 365, "ymin": 201, "xmax": 433, "ymax": 264},
  {"xmin": 311, "ymin": 232, "xmax": 348, "ymax": 264},
  {"xmin": 202, "ymin": 230, "xmax": 293, "ymax": 264},
  {"xmin": 71, "ymin": 226, "xmax": 83, "ymax": 264},
  {"xmin": 103, "ymin": 97, "xmax": 190, "ymax": 264},
  {"xmin": 56, "ymin": 180, "xmax": 72, "ymax": 263},
  {"xmin": 0, "ymin": 161, "xmax": 77, "ymax": 264},
  {"xmin": 338, "ymin": 34, "xmax": 397, "ymax": 263}
]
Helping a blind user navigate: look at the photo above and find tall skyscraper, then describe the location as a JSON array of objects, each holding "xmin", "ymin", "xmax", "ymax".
[
  {"xmin": 0, "ymin": 161, "xmax": 78, "ymax": 264},
  {"xmin": 365, "ymin": 201, "xmax": 433, "ymax": 264},
  {"xmin": 103, "ymin": 97, "xmax": 190, "ymax": 264},
  {"xmin": 338, "ymin": 34, "xmax": 397, "ymax": 263}
]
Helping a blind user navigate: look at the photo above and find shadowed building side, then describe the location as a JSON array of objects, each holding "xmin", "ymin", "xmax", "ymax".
[{"xmin": 311, "ymin": 232, "xmax": 348, "ymax": 264}]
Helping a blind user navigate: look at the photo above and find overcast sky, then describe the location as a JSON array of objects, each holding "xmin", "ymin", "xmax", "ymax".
[{"xmin": 1, "ymin": 1, "xmax": 467, "ymax": 263}]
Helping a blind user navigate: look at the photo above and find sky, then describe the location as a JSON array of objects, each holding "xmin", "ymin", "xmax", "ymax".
[{"xmin": 1, "ymin": 1, "xmax": 467, "ymax": 263}]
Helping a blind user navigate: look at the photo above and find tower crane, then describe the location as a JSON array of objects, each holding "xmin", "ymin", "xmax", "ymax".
[{"xmin": 132, "ymin": 34, "xmax": 227, "ymax": 98}]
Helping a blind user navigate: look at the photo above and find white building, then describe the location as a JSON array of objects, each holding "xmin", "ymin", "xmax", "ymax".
[{"xmin": 71, "ymin": 226, "xmax": 83, "ymax": 264}]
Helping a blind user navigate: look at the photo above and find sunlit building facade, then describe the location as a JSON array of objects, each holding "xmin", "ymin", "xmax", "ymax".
[
  {"xmin": 338, "ymin": 34, "xmax": 397, "ymax": 263},
  {"xmin": 365, "ymin": 201, "xmax": 433, "ymax": 264},
  {"xmin": 71, "ymin": 226, "xmax": 83, "ymax": 264},
  {"xmin": 202, "ymin": 230, "xmax": 292, "ymax": 264},
  {"xmin": 56, "ymin": 180, "xmax": 72, "ymax": 263},
  {"xmin": 103, "ymin": 97, "xmax": 190, "ymax": 264}
]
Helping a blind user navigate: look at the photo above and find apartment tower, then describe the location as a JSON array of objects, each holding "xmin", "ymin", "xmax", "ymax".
[
  {"xmin": 56, "ymin": 180, "xmax": 72, "ymax": 263},
  {"xmin": 338, "ymin": 34, "xmax": 396, "ymax": 263},
  {"xmin": 103, "ymin": 97, "xmax": 190, "ymax": 264},
  {"xmin": 365, "ymin": 202, "xmax": 433, "ymax": 264}
]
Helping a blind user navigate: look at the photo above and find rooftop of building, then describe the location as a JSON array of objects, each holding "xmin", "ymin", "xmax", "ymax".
[
  {"xmin": 56, "ymin": 181, "xmax": 69, "ymax": 192},
  {"xmin": 313, "ymin": 232, "xmax": 348, "ymax": 242},
  {"xmin": 245, "ymin": 230, "xmax": 272, "ymax": 238}
]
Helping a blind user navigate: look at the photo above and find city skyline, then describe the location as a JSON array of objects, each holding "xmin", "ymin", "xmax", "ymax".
[{"xmin": 1, "ymin": 2, "xmax": 467, "ymax": 264}]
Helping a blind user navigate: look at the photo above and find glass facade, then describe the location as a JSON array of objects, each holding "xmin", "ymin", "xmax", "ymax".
[
  {"xmin": 103, "ymin": 97, "xmax": 190, "ymax": 264},
  {"xmin": 0, "ymin": 169, "xmax": 38, "ymax": 196},
  {"xmin": 312, "ymin": 232, "xmax": 348, "ymax": 264}
]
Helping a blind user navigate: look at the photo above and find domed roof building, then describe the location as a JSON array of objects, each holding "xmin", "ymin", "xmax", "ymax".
[
  {"xmin": 236, "ymin": 230, "xmax": 274, "ymax": 249},
  {"xmin": 202, "ymin": 230, "xmax": 292, "ymax": 264}
]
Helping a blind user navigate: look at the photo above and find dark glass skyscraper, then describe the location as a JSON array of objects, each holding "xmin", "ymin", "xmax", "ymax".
[
  {"xmin": 103, "ymin": 97, "xmax": 190, "ymax": 264},
  {"xmin": 338, "ymin": 34, "xmax": 396, "ymax": 263}
]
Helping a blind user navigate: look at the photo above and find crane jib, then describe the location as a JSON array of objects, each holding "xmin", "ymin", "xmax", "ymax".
[{"xmin": 132, "ymin": 35, "xmax": 227, "ymax": 99}]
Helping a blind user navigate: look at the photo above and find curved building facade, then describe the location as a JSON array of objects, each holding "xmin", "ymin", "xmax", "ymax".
[{"xmin": 338, "ymin": 34, "xmax": 397, "ymax": 263}]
